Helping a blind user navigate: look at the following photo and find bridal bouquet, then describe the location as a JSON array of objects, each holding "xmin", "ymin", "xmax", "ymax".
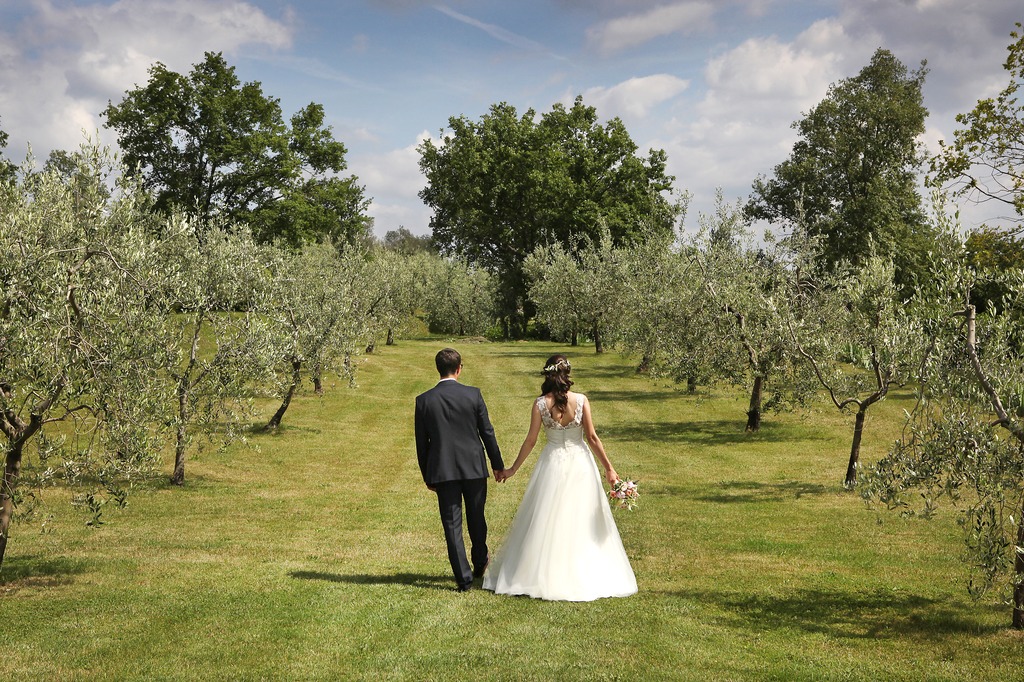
[{"xmin": 608, "ymin": 479, "xmax": 639, "ymax": 511}]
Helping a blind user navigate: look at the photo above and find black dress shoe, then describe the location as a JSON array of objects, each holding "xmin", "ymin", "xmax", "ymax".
[
  {"xmin": 456, "ymin": 583, "xmax": 473, "ymax": 592},
  {"xmin": 473, "ymin": 556, "xmax": 490, "ymax": 579}
]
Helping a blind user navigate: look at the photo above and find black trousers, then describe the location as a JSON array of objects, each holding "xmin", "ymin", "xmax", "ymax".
[{"xmin": 435, "ymin": 477, "xmax": 488, "ymax": 588}]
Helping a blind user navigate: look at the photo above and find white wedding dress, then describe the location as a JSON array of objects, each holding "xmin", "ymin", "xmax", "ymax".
[{"xmin": 482, "ymin": 394, "xmax": 637, "ymax": 601}]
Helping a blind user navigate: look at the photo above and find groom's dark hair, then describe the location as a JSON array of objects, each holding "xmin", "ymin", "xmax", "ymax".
[{"xmin": 435, "ymin": 348, "xmax": 462, "ymax": 377}]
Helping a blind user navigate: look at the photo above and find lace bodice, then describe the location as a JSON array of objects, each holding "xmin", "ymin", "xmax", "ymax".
[{"xmin": 537, "ymin": 393, "xmax": 585, "ymax": 431}]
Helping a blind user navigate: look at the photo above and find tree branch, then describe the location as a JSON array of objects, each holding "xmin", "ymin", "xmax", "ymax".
[
  {"xmin": 786, "ymin": 316, "xmax": 849, "ymax": 411},
  {"xmin": 962, "ymin": 304, "xmax": 1024, "ymax": 444}
]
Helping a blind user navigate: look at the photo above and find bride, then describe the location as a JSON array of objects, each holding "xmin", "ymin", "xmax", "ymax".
[{"xmin": 482, "ymin": 354, "xmax": 637, "ymax": 601}]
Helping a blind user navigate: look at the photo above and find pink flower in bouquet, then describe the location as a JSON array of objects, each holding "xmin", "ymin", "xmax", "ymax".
[{"xmin": 608, "ymin": 478, "xmax": 639, "ymax": 511}]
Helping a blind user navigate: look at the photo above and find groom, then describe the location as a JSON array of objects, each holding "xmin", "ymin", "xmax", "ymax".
[{"xmin": 415, "ymin": 348, "xmax": 506, "ymax": 591}]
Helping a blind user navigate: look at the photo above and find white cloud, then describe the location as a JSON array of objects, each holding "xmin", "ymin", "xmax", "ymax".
[
  {"xmin": 576, "ymin": 74, "xmax": 690, "ymax": 119},
  {"xmin": 832, "ymin": 0, "xmax": 1019, "ymax": 119},
  {"xmin": 704, "ymin": 24, "xmax": 847, "ymax": 105},
  {"xmin": 0, "ymin": 0, "xmax": 292, "ymax": 159},
  {"xmin": 651, "ymin": 0, "xmax": 1020, "ymax": 230},
  {"xmin": 587, "ymin": 2, "xmax": 715, "ymax": 55},
  {"xmin": 656, "ymin": 19, "xmax": 856, "ymax": 218},
  {"xmin": 350, "ymin": 131, "xmax": 438, "ymax": 234}
]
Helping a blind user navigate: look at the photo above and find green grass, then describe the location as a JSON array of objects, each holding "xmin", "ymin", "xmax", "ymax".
[{"xmin": 2, "ymin": 339, "xmax": 1021, "ymax": 681}]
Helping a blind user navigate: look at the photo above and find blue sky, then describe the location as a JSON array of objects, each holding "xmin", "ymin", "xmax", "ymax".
[{"xmin": 0, "ymin": 0, "xmax": 1020, "ymax": 235}]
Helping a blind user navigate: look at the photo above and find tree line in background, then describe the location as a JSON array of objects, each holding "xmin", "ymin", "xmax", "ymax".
[{"xmin": 2, "ymin": 27, "xmax": 1024, "ymax": 626}]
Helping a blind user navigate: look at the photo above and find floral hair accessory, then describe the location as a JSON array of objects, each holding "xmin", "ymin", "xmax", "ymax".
[{"xmin": 543, "ymin": 359, "xmax": 571, "ymax": 374}]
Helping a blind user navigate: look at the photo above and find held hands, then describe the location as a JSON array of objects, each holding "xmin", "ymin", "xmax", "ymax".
[{"xmin": 494, "ymin": 467, "xmax": 516, "ymax": 483}]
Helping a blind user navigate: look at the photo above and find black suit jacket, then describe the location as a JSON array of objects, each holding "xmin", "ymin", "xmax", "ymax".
[{"xmin": 415, "ymin": 380, "xmax": 504, "ymax": 485}]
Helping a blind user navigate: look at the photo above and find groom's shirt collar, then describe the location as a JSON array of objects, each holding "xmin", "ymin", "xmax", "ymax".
[{"xmin": 437, "ymin": 377, "xmax": 458, "ymax": 383}]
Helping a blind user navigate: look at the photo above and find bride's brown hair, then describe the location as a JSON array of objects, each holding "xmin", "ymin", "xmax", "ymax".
[{"xmin": 540, "ymin": 354, "xmax": 573, "ymax": 414}]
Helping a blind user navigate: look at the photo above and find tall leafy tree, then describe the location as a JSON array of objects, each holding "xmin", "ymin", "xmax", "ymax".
[
  {"xmin": 746, "ymin": 48, "xmax": 933, "ymax": 291},
  {"xmin": 103, "ymin": 52, "xmax": 371, "ymax": 246},
  {"xmin": 418, "ymin": 97, "xmax": 679, "ymax": 337},
  {"xmin": 965, "ymin": 225, "xmax": 1024, "ymax": 310},
  {"xmin": 931, "ymin": 24, "xmax": 1024, "ymax": 227}
]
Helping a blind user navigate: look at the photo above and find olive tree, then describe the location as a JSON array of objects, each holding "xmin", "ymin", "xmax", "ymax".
[
  {"xmin": 687, "ymin": 197, "xmax": 819, "ymax": 431},
  {"xmin": 626, "ymin": 249, "xmax": 719, "ymax": 390},
  {"xmin": 789, "ymin": 254, "xmax": 924, "ymax": 486},
  {"xmin": 263, "ymin": 244, "xmax": 369, "ymax": 430},
  {"xmin": 525, "ymin": 229, "xmax": 623, "ymax": 352},
  {"xmin": 151, "ymin": 219, "xmax": 277, "ymax": 484},
  {"xmin": 0, "ymin": 144, "xmax": 169, "ymax": 567},
  {"xmin": 362, "ymin": 248, "xmax": 422, "ymax": 351},
  {"xmin": 865, "ymin": 298, "xmax": 1024, "ymax": 627},
  {"xmin": 419, "ymin": 255, "xmax": 495, "ymax": 337},
  {"xmin": 862, "ymin": 203, "xmax": 1024, "ymax": 627}
]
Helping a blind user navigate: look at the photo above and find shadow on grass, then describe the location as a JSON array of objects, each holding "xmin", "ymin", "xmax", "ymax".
[
  {"xmin": 585, "ymin": 390, "xmax": 673, "ymax": 403},
  {"xmin": 664, "ymin": 587, "xmax": 1001, "ymax": 639},
  {"xmin": 883, "ymin": 391, "xmax": 920, "ymax": 403},
  {"xmin": 601, "ymin": 420, "xmax": 826, "ymax": 446},
  {"xmin": 289, "ymin": 570, "xmax": 453, "ymax": 591},
  {"xmin": 577, "ymin": 366, "xmax": 646, "ymax": 380},
  {"xmin": 243, "ymin": 422, "xmax": 324, "ymax": 437},
  {"xmin": 690, "ymin": 480, "xmax": 830, "ymax": 503},
  {"xmin": 492, "ymin": 350, "xmax": 558, "ymax": 359},
  {"xmin": 0, "ymin": 554, "xmax": 88, "ymax": 588}
]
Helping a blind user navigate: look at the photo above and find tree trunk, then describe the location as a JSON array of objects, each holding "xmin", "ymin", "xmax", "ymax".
[
  {"xmin": 687, "ymin": 376, "xmax": 697, "ymax": 393},
  {"xmin": 266, "ymin": 358, "xmax": 302, "ymax": 430},
  {"xmin": 365, "ymin": 342, "xmax": 375, "ymax": 354},
  {"xmin": 571, "ymin": 330, "xmax": 578, "ymax": 347},
  {"xmin": 515, "ymin": 312, "xmax": 527, "ymax": 340},
  {"xmin": 1014, "ymin": 492, "xmax": 1024, "ymax": 629},
  {"xmin": 310, "ymin": 360, "xmax": 324, "ymax": 395},
  {"xmin": 172, "ymin": 401, "xmax": 188, "ymax": 485},
  {"xmin": 171, "ymin": 315, "xmax": 203, "ymax": 486},
  {"xmin": 637, "ymin": 353, "xmax": 652, "ymax": 374},
  {"xmin": 845, "ymin": 408, "xmax": 868, "ymax": 488},
  {"xmin": 386, "ymin": 328, "xmax": 395, "ymax": 346},
  {"xmin": 593, "ymin": 325, "xmax": 603, "ymax": 354},
  {"xmin": 170, "ymin": 383, "xmax": 189, "ymax": 485},
  {"xmin": 745, "ymin": 375, "xmax": 763, "ymax": 432},
  {"xmin": 0, "ymin": 441, "xmax": 24, "ymax": 569}
]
